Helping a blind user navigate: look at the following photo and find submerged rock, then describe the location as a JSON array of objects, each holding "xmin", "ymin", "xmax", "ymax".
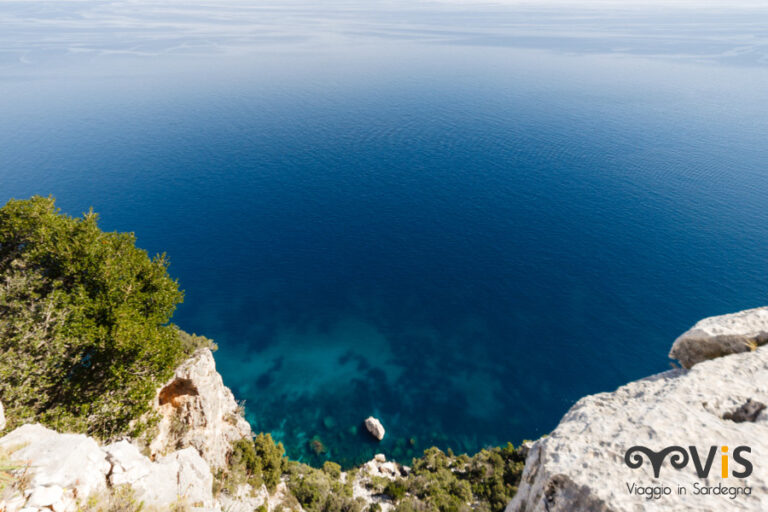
[
  {"xmin": 507, "ymin": 345, "xmax": 768, "ymax": 512},
  {"xmin": 148, "ymin": 347, "xmax": 251, "ymax": 469},
  {"xmin": 669, "ymin": 306, "xmax": 768, "ymax": 368},
  {"xmin": 364, "ymin": 416, "xmax": 385, "ymax": 441}
]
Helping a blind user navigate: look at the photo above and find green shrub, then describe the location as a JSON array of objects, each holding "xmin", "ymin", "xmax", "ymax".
[
  {"xmin": 285, "ymin": 460, "xmax": 361, "ymax": 512},
  {"xmin": 391, "ymin": 444, "xmax": 524, "ymax": 512},
  {"xmin": 254, "ymin": 433, "xmax": 286, "ymax": 491},
  {"xmin": 384, "ymin": 479, "xmax": 407, "ymax": 501},
  {"xmin": 219, "ymin": 434, "xmax": 285, "ymax": 494},
  {"xmin": 322, "ymin": 461, "xmax": 342, "ymax": 479},
  {"xmin": 0, "ymin": 196, "xmax": 190, "ymax": 439}
]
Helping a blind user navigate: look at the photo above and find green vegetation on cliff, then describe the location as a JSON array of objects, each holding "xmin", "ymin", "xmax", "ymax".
[{"xmin": 0, "ymin": 196, "xmax": 194, "ymax": 438}]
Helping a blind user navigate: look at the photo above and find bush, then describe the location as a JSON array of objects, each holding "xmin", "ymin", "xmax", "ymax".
[
  {"xmin": 254, "ymin": 433, "xmax": 286, "ymax": 491},
  {"xmin": 285, "ymin": 460, "xmax": 362, "ymax": 512},
  {"xmin": 384, "ymin": 479, "xmax": 407, "ymax": 501},
  {"xmin": 391, "ymin": 444, "xmax": 524, "ymax": 512},
  {"xmin": 322, "ymin": 461, "xmax": 342, "ymax": 480},
  {"xmin": 0, "ymin": 196, "xmax": 188, "ymax": 439},
  {"xmin": 220, "ymin": 434, "xmax": 285, "ymax": 494}
]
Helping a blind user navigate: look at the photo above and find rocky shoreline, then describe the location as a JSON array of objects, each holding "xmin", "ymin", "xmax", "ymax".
[{"xmin": 2, "ymin": 307, "xmax": 768, "ymax": 511}]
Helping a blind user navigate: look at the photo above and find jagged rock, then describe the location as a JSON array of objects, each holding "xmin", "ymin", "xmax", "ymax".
[
  {"xmin": 148, "ymin": 348, "xmax": 251, "ymax": 468},
  {"xmin": 0, "ymin": 425, "xmax": 217, "ymax": 512},
  {"xmin": 0, "ymin": 424, "xmax": 110, "ymax": 504},
  {"xmin": 360, "ymin": 453, "xmax": 404, "ymax": 479},
  {"xmin": 160, "ymin": 448, "xmax": 216, "ymax": 509},
  {"xmin": 507, "ymin": 345, "xmax": 768, "ymax": 512},
  {"xmin": 723, "ymin": 398, "xmax": 767, "ymax": 423},
  {"xmin": 105, "ymin": 441, "xmax": 215, "ymax": 509},
  {"xmin": 364, "ymin": 417, "xmax": 385, "ymax": 441},
  {"xmin": 669, "ymin": 306, "xmax": 768, "ymax": 368},
  {"xmin": 349, "ymin": 455, "xmax": 407, "ymax": 512},
  {"xmin": 0, "ymin": 401, "xmax": 5, "ymax": 431}
]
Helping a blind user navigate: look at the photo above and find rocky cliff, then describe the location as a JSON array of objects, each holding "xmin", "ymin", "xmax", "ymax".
[
  {"xmin": 146, "ymin": 348, "xmax": 252, "ymax": 469},
  {"xmin": 0, "ymin": 348, "xmax": 257, "ymax": 512},
  {"xmin": 507, "ymin": 307, "xmax": 768, "ymax": 512}
]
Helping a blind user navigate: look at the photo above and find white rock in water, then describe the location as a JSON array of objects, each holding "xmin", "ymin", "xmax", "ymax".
[
  {"xmin": 364, "ymin": 416, "xmax": 385, "ymax": 441},
  {"xmin": 148, "ymin": 347, "xmax": 251, "ymax": 468},
  {"xmin": 670, "ymin": 306, "xmax": 768, "ymax": 368},
  {"xmin": 507, "ymin": 345, "xmax": 768, "ymax": 512}
]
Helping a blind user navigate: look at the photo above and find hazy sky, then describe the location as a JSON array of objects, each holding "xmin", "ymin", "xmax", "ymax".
[{"xmin": 1, "ymin": 0, "xmax": 767, "ymax": 68}]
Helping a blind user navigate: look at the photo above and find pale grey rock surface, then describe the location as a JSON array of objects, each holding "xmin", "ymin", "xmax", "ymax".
[
  {"xmin": 160, "ymin": 448, "xmax": 216, "ymax": 509},
  {"xmin": 349, "ymin": 454, "xmax": 407, "ymax": 512},
  {"xmin": 0, "ymin": 424, "xmax": 110, "ymax": 505},
  {"xmin": 507, "ymin": 345, "xmax": 768, "ymax": 512},
  {"xmin": 0, "ymin": 425, "xmax": 217, "ymax": 512},
  {"xmin": 216, "ymin": 483, "xmax": 269, "ymax": 512},
  {"xmin": 670, "ymin": 306, "xmax": 768, "ymax": 368},
  {"xmin": 104, "ymin": 441, "xmax": 216, "ymax": 509},
  {"xmin": 0, "ymin": 401, "xmax": 5, "ymax": 431},
  {"xmin": 364, "ymin": 416, "xmax": 385, "ymax": 441},
  {"xmin": 148, "ymin": 348, "xmax": 251, "ymax": 468}
]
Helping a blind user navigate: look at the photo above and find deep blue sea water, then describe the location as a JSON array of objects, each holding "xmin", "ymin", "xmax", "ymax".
[{"xmin": 2, "ymin": 1, "xmax": 768, "ymax": 467}]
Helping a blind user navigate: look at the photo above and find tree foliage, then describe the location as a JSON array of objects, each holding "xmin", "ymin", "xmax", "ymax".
[
  {"xmin": 219, "ymin": 434, "xmax": 286, "ymax": 494},
  {"xmin": 391, "ymin": 444, "xmax": 525, "ymax": 512},
  {"xmin": 0, "ymin": 196, "xmax": 187, "ymax": 438}
]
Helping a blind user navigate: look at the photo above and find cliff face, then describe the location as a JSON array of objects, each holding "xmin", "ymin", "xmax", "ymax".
[
  {"xmin": 507, "ymin": 307, "xmax": 768, "ymax": 512},
  {"xmin": 146, "ymin": 348, "xmax": 252, "ymax": 469}
]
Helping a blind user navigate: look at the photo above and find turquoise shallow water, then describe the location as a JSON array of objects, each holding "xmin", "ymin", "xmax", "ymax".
[{"xmin": 2, "ymin": 1, "xmax": 768, "ymax": 467}]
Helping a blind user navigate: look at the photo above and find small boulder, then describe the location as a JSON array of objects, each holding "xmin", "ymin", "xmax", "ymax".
[
  {"xmin": 364, "ymin": 417, "xmax": 385, "ymax": 441},
  {"xmin": 669, "ymin": 306, "xmax": 768, "ymax": 368}
]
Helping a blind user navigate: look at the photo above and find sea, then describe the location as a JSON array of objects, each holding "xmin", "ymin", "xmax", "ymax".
[{"xmin": 2, "ymin": 0, "xmax": 768, "ymax": 467}]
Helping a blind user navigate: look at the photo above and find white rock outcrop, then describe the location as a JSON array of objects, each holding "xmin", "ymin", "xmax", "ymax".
[
  {"xmin": 507, "ymin": 345, "xmax": 768, "ymax": 512},
  {"xmin": 0, "ymin": 425, "xmax": 216, "ymax": 512},
  {"xmin": 0, "ymin": 424, "xmax": 110, "ymax": 507},
  {"xmin": 670, "ymin": 306, "xmax": 768, "ymax": 368},
  {"xmin": 364, "ymin": 417, "xmax": 385, "ymax": 441},
  {"xmin": 349, "ymin": 454, "xmax": 407, "ymax": 512},
  {"xmin": 0, "ymin": 400, "xmax": 5, "ymax": 431},
  {"xmin": 216, "ymin": 483, "xmax": 269, "ymax": 512},
  {"xmin": 148, "ymin": 348, "xmax": 251, "ymax": 469},
  {"xmin": 105, "ymin": 441, "xmax": 215, "ymax": 509}
]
